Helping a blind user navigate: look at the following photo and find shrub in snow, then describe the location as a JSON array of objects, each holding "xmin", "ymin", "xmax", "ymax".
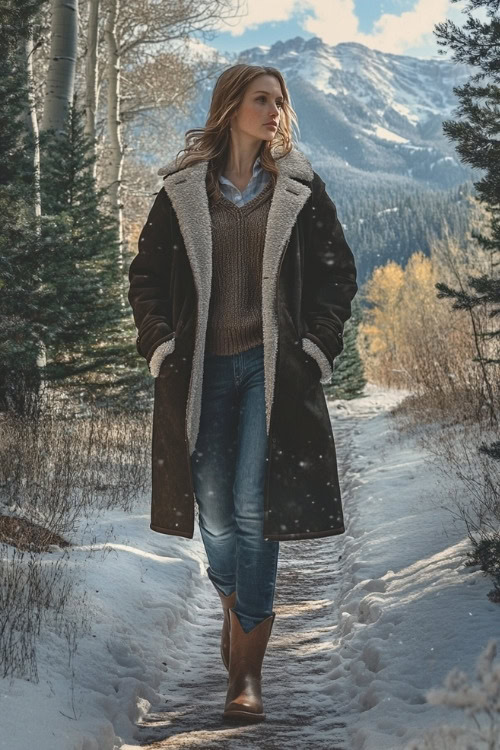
[
  {"xmin": 0, "ymin": 394, "xmax": 150, "ymax": 681},
  {"xmin": 0, "ymin": 544, "xmax": 90, "ymax": 682},
  {"xmin": 406, "ymin": 639, "xmax": 500, "ymax": 750},
  {"xmin": 467, "ymin": 535, "xmax": 500, "ymax": 604}
]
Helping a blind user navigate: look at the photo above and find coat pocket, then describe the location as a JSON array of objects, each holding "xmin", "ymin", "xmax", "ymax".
[
  {"xmin": 301, "ymin": 336, "xmax": 334, "ymax": 384},
  {"xmin": 149, "ymin": 336, "xmax": 176, "ymax": 378}
]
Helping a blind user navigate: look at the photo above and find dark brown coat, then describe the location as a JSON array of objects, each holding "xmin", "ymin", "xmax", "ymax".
[{"xmin": 128, "ymin": 146, "xmax": 358, "ymax": 541}]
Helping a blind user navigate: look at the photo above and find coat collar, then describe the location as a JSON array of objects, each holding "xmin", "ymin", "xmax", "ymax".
[
  {"xmin": 157, "ymin": 145, "xmax": 314, "ymax": 456},
  {"xmin": 157, "ymin": 145, "xmax": 314, "ymax": 183}
]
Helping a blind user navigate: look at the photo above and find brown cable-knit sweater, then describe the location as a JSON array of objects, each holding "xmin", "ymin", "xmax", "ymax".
[{"xmin": 205, "ymin": 179, "xmax": 274, "ymax": 355}]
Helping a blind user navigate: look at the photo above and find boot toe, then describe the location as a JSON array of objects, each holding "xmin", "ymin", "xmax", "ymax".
[{"xmin": 223, "ymin": 702, "xmax": 265, "ymax": 722}]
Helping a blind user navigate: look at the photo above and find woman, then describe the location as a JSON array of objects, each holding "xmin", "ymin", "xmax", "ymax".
[{"xmin": 128, "ymin": 63, "xmax": 358, "ymax": 723}]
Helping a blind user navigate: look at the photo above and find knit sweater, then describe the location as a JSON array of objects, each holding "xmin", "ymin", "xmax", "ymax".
[{"xmin": 205, "ymin": 178, "xmax": 274, "ymax": 355}]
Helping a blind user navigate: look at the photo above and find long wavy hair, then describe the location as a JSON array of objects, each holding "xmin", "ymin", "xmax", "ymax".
[{"xmin": 172, "ymin": 64, "xmax": 300, "ymax": 203}]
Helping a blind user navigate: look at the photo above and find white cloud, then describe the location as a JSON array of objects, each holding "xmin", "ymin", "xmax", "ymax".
[
  {"xmin": 217, "ymin": 0, "xmax": 468, "ymax": 56},
  {"xmin": 302, "ymin": 0, "xmax": 451, "ymax": 54},
  {"xmin": 219, "ymin": 0, "xmax": 297, "ymax": 36}
]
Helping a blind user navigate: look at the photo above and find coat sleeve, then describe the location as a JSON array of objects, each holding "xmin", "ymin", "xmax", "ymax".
[
  {"xmin": 301, "ymin": 172, "xmax": 358, "ymax": 382},
  {"xmin": 128, "ymin": 188, "xmax": 176, "ymax": 375}
]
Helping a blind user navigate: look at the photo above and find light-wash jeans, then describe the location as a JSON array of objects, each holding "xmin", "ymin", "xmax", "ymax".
[{"xmin": 190, "ymin": 343, "xmax": 280, "ymax": 633}]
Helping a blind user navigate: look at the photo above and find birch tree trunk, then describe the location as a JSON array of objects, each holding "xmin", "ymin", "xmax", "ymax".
[
  {"xmin": 105, "ymin": 0, "xmax": 124, "ymax": 303},
  {"xmin": 85, "ymin": 0, "xmax": 99, "ymax": 175},
  {"xmin": 42, "ymin": 0, "xmax": 78, "ymax": 133},
  {"xmin": 24, "ymin": 37, "xmax": 41, "ymax": 219}
]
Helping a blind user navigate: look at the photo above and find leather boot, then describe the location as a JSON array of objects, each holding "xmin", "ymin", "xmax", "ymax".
[
  {"xmin": 223, "ymin": 608, "xmax": 275, "ymax": 722},
  {"xmin": 214, "ymin": 587, "xmax": 237, "ymax": 670}
]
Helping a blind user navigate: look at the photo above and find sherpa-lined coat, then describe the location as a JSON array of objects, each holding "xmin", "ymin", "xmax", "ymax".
[{"xmin": 128, "ymin": 146, "xmax": 358, "ymax": 541}]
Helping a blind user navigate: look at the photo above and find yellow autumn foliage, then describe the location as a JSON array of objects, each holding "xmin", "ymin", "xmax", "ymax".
[{"xmin": 358, "ymin": 248, "xmax": 488, "ymax": 394}]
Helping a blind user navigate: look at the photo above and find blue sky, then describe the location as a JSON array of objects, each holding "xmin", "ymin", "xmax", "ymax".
[{"xmin": 202, "ymin": 0, "xmax": 468, "ymax": 59}]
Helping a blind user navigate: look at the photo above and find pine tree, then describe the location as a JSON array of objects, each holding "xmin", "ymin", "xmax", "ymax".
[
  {"xmin": 38, "ymin": 98, "xmax": 122, "ymax": 385},
  {"xmin": 0, "ymin": 0, "xmax": 46, "ymax": 415},
  {"xmin": 37, "ymin": 96, "xmax": 149, "ymax": 405},
  {"xmin": 434, "ymin": 0, "xmax": 500, "ymax": 400},
  {"xmin": 434, "ymin": 0, "xmax": 500, "ymax": 601},
  {"xmin": 325, "ymin": 297, "xmax": 366, "ymax": 400}
]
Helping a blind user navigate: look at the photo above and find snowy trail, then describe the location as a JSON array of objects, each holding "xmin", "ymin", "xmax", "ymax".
[
  {"xmin": 4, "ymin": 384, "xmax": 498, "ymax": 750},
  {"xmin": 129, "ymin": 418, "xmax": 356, "ymax": 749}
]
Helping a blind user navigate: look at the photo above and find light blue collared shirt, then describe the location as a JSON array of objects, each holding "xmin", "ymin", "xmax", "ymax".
[{"xmin": 218, "ymin": 156, "xmax": 271, "ymax": 206}]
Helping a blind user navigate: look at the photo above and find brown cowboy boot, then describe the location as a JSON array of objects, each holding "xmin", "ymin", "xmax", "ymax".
[
  {"xmin": 223, "ymin": 608, "xmax": 275, "ymax": 722},
  {"xmin": 214, "ymin": 587, "xmax": 237, "ymax": 671}
]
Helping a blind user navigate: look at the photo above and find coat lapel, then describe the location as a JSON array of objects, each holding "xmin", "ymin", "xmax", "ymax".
[{"xmin": 157, "ymin": 147, "xmax": 314, "ymax": 455}]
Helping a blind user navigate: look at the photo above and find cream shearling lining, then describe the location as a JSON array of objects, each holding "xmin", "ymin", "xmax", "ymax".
[
  {"xmin": 153, "ymin": 147, "xmax": 315, "ymax": 457},
  {"xmin": 149, "ymin": 337, "xmax": 176, "ymax": 378},
  {"xmin": 301, "ymin": 337, "xmax": 334, "ymax": 384}
]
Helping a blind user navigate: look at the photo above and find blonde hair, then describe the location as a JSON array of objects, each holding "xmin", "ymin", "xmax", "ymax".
[{"xmin": 172, "ymin": 64, "xmax": 299, "ymax": 202}]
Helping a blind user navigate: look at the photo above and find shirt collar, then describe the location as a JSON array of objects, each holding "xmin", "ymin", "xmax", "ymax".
[{"xmin": 219, "ymin": 155, "xmax": 263, "ymax": 187}]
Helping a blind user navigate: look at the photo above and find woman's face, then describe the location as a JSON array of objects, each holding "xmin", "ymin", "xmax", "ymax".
[{"xmin": 230, "ymin": 74, "xmax": 283, "ymax": 143}]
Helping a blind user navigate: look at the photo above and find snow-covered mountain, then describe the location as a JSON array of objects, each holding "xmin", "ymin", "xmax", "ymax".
[{"xmin": 184, "ymin": 36, "xmax": 474, "ymax": 189}]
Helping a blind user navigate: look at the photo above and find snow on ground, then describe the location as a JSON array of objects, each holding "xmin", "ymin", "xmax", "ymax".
[
  {"xmin": 0, "ymin": 382, "xmax": 498, "ymax": 750},
  {"xmin": 327, "ymin": 383, "xmax": 499, "ymax": 749},
  {"xmin": 0, "ymin": 508, "xmax": 212, "ymax": 750}
]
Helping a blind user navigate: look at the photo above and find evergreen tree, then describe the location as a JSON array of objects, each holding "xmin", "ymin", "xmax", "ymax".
[
  {"xmin": 434, "ymin": 0, "xmax": 500, "ymax": 387},
  {"xmin": 325, "ymin": 297, "xmax": 366, "ymax": 400},
  {"xmin": 434, "ymin": 0, "xmax": 500, "ymax": 601},
  {"xmin": 0, "ymin": 0, "xmax": 46, "ymax": 415},
  {"xmin": 37, "ymin": 96, "xmax": 151, "ymax": 405},
  {"xmin": 38, "ymin": 98, "xmax": 123, "ymax": 386},
  {"xmin": 1, "ymin": 55, "xmax": 144, "ymax": 411}
]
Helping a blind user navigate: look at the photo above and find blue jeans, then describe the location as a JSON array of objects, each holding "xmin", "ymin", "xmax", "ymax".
[{"xmin": 190, "ymin": 343, "xmax": 280, "ymax": 633}]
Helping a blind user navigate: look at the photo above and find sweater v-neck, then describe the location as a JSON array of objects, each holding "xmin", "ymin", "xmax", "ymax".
[{"xmin": 214, "ymin": 179, "xmax": 274, "ymax": 216}]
